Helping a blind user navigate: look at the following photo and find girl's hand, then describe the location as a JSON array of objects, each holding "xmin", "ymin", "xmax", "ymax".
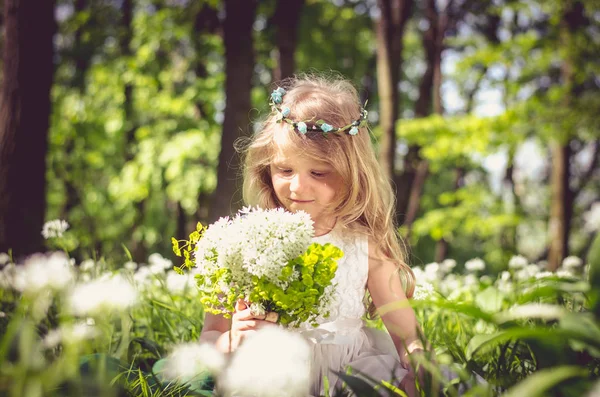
[{"xmin": 227, "ymin": 299, "xmax": 277, "ymax": 352}]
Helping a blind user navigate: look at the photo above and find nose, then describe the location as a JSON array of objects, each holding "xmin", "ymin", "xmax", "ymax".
[{"xmin": 289, "ymin": 173, "xmax": 306, "ymax": 194}]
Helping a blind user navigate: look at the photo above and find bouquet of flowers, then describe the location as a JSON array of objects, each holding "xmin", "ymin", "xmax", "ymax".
[{"xmin": 172, "ymin": 207, "xmax": 342, "ymax": 327}]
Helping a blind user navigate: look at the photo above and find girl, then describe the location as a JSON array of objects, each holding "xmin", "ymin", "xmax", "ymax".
[{"xmin": 200, "ymin": 74, "xmax": 425, "ymax": 396}]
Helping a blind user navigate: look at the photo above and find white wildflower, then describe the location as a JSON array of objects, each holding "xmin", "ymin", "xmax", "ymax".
[
  {"xmin": 439, "ymin": 274, "xmax": 461, "ymax": 296},
  {"xmin": 561, "ymin": 256, "xmax": 583, "ymax": 269},
  {"xmin": 424, "ymin": 262, "xmax": 440, "ymax": 278},
  {"xmin": 508, "ymin": 255, "xmax": 528, "ymax": 269},
  {"xmin": 0, "ymin": 252, "xmax": 11, "ymax": 265},
  {"xmin": 13, "ymin": 252, "xmax": 75, "ymax": 294},
  {"xmin": 525, "ymin": 264, "xmax": 540, "ymax": 277},
  {"xmin": 500, "ymin": 271, "xmax": 511, "ymax": 282},
  {"xmin": 556, "ymin": 269, "xmax": 575, "ymax": 278},
  {"xmin": 440, "ymin": 259, "xmax": 456, "ymax": 273},
  {"xmin": 133, "ymin": 266, "xmax": 152, "ymax": 286},
  {"xmin": 161, "ymin": 342, "xmax": 225, "ymax": 382},
  {"xmin": 148, "ymin": 253, "xmax": 173, "ymax": 270},
  {"xmin": 535, "ymin": 271, "xmax": 554, "ymax": 279},
  {"xmin": 583, "ymin": 202, "xmax": 600, "ymax": 232},
  {"xmin": 124, "ymin": 261, "xmax": 138, "ymax": 271},
  {"xmin": 79, "ymin": 259, "xmax": 95, "ymax": 272},
  {"xmin": 68, "ymin": 274, "xmax": 138, "ymax": 316},
  {"xmin": 41, "ymin": 219, "xmax": 69, "ymax": 239},
  {"xmin": 465, "ymin": 258, "xmax": 485, "ymax": 272},
  {"xmin": 220, "ymin": 327, "xmax": 311, "ymax": 397},
  {"xmin": 148, "ymin": 262, "xmax": 166, "ymax": 275},
  {"xmin": 495, "ymin": 303, "xmax": 566, "ymax": 323},
  {"xmin": 412, "ymin": 282, "xmax": 435, "ymax": 300},
  {"xmin": 43, "ymin": 322, "xmax": 99, "ymax": 349},
  {"xmin": 166, "ymin": 270, "xmax": 196, "ymax": 295},
  {"xmin": 479, "ymin": 275, "xmax": 493, "ymax": 284},
  {"xmin": 537, "ymin": 260, "xmax": 548, "ymax": 270},
  {"xmin": 463, "ymin": 273, "xmax": 479, "ymax": 287}
]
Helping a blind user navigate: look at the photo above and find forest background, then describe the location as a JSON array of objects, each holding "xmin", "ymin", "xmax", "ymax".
[{"xmin": 0, "ymin": 0, "xmax": 599, "ymax": 276}]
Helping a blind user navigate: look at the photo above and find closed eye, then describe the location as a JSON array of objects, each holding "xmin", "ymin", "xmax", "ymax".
[{"xmin": 311, "ymin": 171, "xmax": 328, "ymax": 178}]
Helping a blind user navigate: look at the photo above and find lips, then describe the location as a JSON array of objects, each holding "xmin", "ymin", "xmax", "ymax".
[{"xmin": 290, "ymin": 198, "xmax": 313, "ymax": 203}]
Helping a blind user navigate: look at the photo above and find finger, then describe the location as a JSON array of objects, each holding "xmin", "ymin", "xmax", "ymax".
[
  {"xmin": 235, "ymin": 320, "xmax": 258, "ymax": 331},
  {"xmin": 236, "ymin": 299, "xmax": 248, "ymax": 312},
  {"xmin": 232, "ymin": 308, "xmax": 255, "ymax": 321}
]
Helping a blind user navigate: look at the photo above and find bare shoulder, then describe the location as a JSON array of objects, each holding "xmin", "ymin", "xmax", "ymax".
[
  {"xmin": 367, "ymin": 235, "xmax": 395, "ymax": 272},
  {"xmin": 366, "ymin": 235, "xmax": 408, "ymax": 300}
]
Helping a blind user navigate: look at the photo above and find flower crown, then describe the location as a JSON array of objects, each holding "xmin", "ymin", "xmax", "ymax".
[{"xmin": 269, "ymin": 87, "xmax": 368, "ymax": 136}]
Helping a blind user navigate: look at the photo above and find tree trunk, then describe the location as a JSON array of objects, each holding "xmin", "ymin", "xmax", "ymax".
[
  {"xmin": 272, "ymin": 0, "xmax": 305, "ymax": 82},
  {"xmin": 548, "ymin": 142, "xmax": 572, "ymax": 270},
  {"xmin": 547, "ymin": 1, "xmax": 585, "ymax": 271},
  {"xmin": 403, "ymin": 0, "xmax": 445, "ymax": 237},
  {"xmin": 0, "ymin": 0, "xmax": 55, "ymax": 258},
  {"xmin": 210, "ymin": 0, "xmax": 258, "ymax": 222},
  {"xmin": 191, "ymin": 3, "xmax": 220, "ymax": 232},
  {"xmin": 375, "ymin": 0, "xmax": 413, "ymax": 223}
]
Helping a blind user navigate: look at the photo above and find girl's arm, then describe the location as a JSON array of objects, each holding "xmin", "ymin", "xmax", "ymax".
[
  {"xmin": 366, "ymin": 237, "xmax": 423, "ymax": 363},
  {"xmin": 199, "ymin": 312, "xmax": 232, "ymax": 352}
]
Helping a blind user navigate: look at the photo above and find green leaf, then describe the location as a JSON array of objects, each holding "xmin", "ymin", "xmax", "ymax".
[
  {"xmin": 334, "ymin": 372, "xmax": 382, "ymax": 397},
  {"xmin": 503, "ymin": 366, "xmax": 588, "ymax": 397},
  {"xmin": 475, "ymin": 286, "xmax": 504, "ymax": 313}
]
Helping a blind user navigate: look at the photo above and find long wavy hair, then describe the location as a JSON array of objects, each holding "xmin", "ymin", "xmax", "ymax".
[{"xmin": 237, "ymin": 73, "xmax": 415, "ymax": 315}]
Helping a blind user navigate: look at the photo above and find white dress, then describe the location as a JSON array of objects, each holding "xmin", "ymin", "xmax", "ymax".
[{"xmin": 292, "ymin": 226, "xmax": 409, "ymax": 396}]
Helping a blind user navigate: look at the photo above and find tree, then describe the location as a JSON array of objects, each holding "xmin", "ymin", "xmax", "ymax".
[
  {"xmin": 375, "ymin": 0, "xmax": 413, "ymax": 221},
  {"xmin": 209, "ymin": 0, "xmax": 258, "ymax": 222},
  {"xmin": 0, "ymin": 0, "xmax": 56, "ymax": 258},
  {"xmin": 271, "ymin": 0, "xmax": 305, "ymax": 82}
]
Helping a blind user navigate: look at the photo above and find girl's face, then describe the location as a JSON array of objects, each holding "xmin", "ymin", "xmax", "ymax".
[{"xmin": 269, "ymin": 140, "xmax": 343, "ymax": 236}]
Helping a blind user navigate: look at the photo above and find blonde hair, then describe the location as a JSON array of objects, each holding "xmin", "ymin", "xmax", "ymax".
[{"xmin": 238, "ymin": 73, "xmax": 415, "ymax": 315}]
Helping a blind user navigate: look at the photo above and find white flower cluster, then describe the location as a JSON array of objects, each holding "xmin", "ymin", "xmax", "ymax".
[
  {"xmin": 68, "ymin": 273, "xmax": 138, "ymax": 316},
  {"xmin": 584, "ymin": 202, "xmax": 600, "ymax": 232},
  {"xmin": 10, "ymin": 252, "xmax": 75, "ymax": 294},
  {"xmin": 159, "ymin": 327, "xmax": 311, "ymax": 397},
  {"xmin": 41, "ymin": 219, "xmax": 70, "ymax": 239},
  {"xmin": 194, "ymin": 207, "xmax": 314, "ymax": 289}
]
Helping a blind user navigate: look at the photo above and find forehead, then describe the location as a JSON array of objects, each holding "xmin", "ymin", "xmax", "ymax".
[{"xmin": 271, "ymin": 125, "xmax": 330, "ymax": 166}]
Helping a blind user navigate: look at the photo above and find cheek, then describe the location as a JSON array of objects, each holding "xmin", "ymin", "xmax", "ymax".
[{"xmin": 271, "ymin": 176, "xmax": 288, "ymax": 196}]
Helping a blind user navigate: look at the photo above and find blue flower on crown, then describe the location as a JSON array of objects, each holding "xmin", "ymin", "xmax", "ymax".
[
  {"xmin": 297, "ymin": 122, "xmax": 307, "ymax": 134},
  {"xmin": 349, "ymin": 126, "xmax": 359, "ymax": 135},
  {"xmin": 270, "ymin": 87, "xmax": 286, "ymax": 105},
  {"xmin": 282, "ymin": 107, "xmax": 290, "ymax": 117},
  {"xmin": 321, "ymin": 123, "xmax": 334, "ymax": 133}
]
